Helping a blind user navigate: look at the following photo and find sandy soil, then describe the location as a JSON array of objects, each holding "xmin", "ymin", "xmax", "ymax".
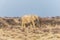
[{"xmin": 0, "ymin": 26, "xmax": 60, "ymax": 40}]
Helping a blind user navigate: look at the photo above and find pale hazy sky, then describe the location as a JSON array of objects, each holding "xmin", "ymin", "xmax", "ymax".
[{"xmin": 0, "ymin": 0, "xmax": 60, "ymax": 17}]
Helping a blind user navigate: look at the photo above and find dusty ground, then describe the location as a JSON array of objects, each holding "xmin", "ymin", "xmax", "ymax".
[
  {"xmin": 0, "ymin": 15, "xmax": 60, "ymax": 40},
  {"xmin": 0, "ymin": 25, "xmax": 60, "ymax": 40}
]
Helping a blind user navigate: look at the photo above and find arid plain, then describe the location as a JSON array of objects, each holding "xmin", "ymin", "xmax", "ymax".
[{"xmin": 0, "ymin": 15, "xmax": 60, "ymax": 40}]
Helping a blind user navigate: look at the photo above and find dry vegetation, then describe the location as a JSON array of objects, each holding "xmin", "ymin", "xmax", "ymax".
[{"xmin": 0, "ymin": 15, "xmax": 60, "ymax": 40}]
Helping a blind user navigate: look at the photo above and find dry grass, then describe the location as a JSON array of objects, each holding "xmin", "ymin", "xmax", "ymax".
[{"xmin": 0, "ymin": 15, "xmax": 60, "ymax": 40}]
